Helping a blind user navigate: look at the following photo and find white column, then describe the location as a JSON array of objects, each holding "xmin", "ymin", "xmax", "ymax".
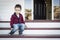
[
  {"xmin": 32, "ymin": 0, "xmax": 34, "ymax": 20},
  {"xmin": 52, "ymin": 0, "xmax": 54, "ymax": 20}
]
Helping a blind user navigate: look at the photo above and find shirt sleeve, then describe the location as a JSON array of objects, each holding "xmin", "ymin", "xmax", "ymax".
[{"xmin": 10, "ymin": 15, "xmax": 14, "ymax": 28}]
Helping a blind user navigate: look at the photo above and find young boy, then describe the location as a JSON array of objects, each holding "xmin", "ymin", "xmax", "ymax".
[{"xmin": 9, "ymin": 4, "xmax": 25, "ymax": 35}]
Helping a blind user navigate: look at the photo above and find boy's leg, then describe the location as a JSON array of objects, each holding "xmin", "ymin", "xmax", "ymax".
[
  {"xmin": 9, "ymin": 24, "xmax": 19, "ymax": 35},
  {"xmin": 19, "ymin": 24, "xmax": 25, "ymax": 35}
]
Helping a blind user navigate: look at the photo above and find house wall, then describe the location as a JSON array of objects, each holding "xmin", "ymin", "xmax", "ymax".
[{"xmin": 0, "ymin": 0, "xmax": 25, "ymax": 21}]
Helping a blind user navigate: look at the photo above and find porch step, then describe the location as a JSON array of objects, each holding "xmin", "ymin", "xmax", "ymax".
[
  {"xmin": 0, "ymin": 34, "xmax": 60, "ymax": 38},
  {"xmin": 0, "ymin": 28, "xmax": 60, "ymax": 30},
  {"xmin": 0, "ymin": 38, "xmax": 60, "ymax": 40},
  {"xmin": 0, "ymin": 30, "xmax": 60, "ymax": 35},
  {"xmin": 0, "ymin": 22, "xmax": 60, "ymax": 28}
]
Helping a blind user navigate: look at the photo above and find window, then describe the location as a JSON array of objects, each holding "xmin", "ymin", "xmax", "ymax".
[
  {"xmin": 25, "ymin": 0, "xmax": 32, "ymax": 20},
  {"xmin": 53, "ymin": 0, "xmax": 60, "ymax": 20}
]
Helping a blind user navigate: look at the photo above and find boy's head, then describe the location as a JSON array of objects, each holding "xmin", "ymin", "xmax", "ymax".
[{"xmin": 15, "ymin": 4, "xmax": 22, "ymax": 14}]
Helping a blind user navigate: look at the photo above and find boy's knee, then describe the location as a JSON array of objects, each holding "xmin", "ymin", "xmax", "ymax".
[{"xmin": 20, "ymin": 24, "xmax": 25, "ymax": 27}]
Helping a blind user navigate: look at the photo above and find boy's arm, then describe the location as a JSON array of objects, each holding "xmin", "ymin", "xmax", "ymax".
[
  {"xmin": 10, "ymin": 15, "xmax": 14, "ymax": 28},
  {"xmin": 25, "ymin": 24, "xmax": 27, "ymax": 28},
  {"xmin": 21, "ymin": 14, "xmax": 25, "ymax": 24},
  {"xmin": 21, "ymin": 14, "xmax": 27, "ymax": 28}
]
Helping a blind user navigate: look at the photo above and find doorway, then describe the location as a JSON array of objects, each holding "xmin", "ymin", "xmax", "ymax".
[{"xmin": 34, "ymin": 0, "xmax": 46, "ymax": 20}]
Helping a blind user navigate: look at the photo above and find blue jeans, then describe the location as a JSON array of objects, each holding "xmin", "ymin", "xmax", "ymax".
[{"xmin": 9, "ymin": 23, "xmax": 25, "ymax": 35}]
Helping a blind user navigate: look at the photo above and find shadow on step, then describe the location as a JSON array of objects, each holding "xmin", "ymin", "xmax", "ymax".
[{"xmin": 0, "ymin": 34, "xmax": 60, "ymax": 38}]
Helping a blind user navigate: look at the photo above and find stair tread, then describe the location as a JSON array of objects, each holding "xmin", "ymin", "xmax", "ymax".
[
  {"xmin": 0, "ymin": 20, "xmax": 60, "ymax": 23},
  {"xmin": 0, "ymin": 34, "xmax": 60, "ymax": 38},
  {"xmin": 0, "ymin": 28, "xmax": 60, "ymax": 30}
]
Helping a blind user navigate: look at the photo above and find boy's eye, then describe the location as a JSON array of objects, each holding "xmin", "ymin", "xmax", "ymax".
[
  {"xmin": 15, "ymin": 8, "xmax": 21, "ymax": 11},
  {"xmin": 16, "ymin": 10, "xmax": 20, "ymax": 11},
  {"xmin": 18, "ymin": 10, "xmax": 20, "ymax": 11}
]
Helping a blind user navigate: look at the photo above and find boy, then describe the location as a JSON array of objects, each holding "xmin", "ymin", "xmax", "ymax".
[{"xmin": 9, "ymin": 4, "xmax": 25, "ymax": 35}]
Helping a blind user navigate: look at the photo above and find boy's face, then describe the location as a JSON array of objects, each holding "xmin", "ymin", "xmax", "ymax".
[{"xmin": 15, "ymin": 7, "xmax": 21, "ymax": 14}]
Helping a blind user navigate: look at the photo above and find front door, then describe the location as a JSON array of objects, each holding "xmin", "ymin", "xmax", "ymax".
[{"xmin": 34, "ymin": 0, "xmax": 46, "ymax": 20}]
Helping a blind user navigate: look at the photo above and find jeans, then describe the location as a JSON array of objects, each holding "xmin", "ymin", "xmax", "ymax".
[{"xmin": 9, "ymin": 23, "xmax": 25, "ymax": 35}]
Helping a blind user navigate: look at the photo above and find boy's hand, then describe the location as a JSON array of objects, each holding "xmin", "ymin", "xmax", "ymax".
[
  {"xmin": 11, "ymin": 28, "xmax": 13, "ymax": 30},
  {"xmin": 25, "ymin": 25, "xmax": 27, "ymax": 28}
]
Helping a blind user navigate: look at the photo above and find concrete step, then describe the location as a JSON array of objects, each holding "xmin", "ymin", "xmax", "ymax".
[
  {"xmin": 0, "ymin": 30, "xmax": 60, "ymax": 35},
  {"xmin": 0, "ymin": 34, "xmax": 60, "ymax": 38},
  {"xmin": 0, "ymin": 22, "xmax": 60, "ymax": 28},
  {"xmin": 0, "ymin": 38, "xmax": 60, "ymax": 40},
  {"xmin": 0, "ymin": 28, "xmax": 60, "ymax": 30}
]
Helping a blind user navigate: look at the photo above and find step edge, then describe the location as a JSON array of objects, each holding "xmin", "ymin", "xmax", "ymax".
[{"xmin": 0, "ymin": 28, "xmax": 60, "ymax": 30}]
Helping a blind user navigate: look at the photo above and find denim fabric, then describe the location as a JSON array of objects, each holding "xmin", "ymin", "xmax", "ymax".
[{"xmin": 9, "ymin": 23, "xmax": 25, "ymax": 35}]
